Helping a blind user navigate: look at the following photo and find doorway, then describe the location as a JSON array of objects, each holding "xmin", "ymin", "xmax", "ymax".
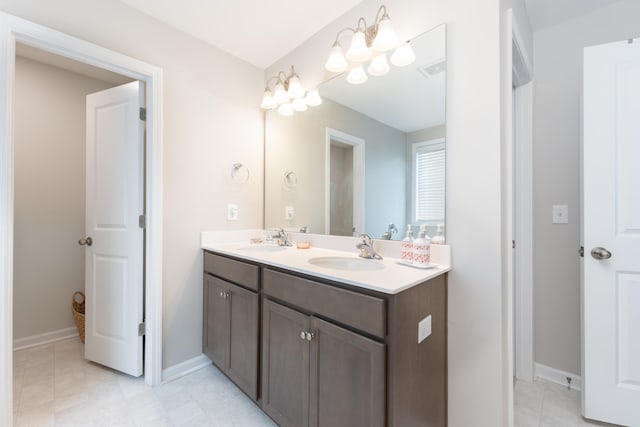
[
  {"xmin": 12, "ymin": 44, "xmax": 136, "ymax": 352},
  {"xmin": 0, "ymin": 12, "xmax": 164, "ymax": 425},
  {"xmin": 324, "ymin": 128, "xmax": 364, "ymax": 236},
  {"xmin": 329, "ymin": 141, "xmax": 354, "ymax": 236}
]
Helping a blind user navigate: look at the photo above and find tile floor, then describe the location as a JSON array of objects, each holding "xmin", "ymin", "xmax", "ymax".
[
  {"xmin": 13, "ymin": 337, "xmax": 276, "ymax": 426},
  {"xmin": 14, "ymin": 338, "xmax": 624, "ymax": 427},
  {"xmin": 514, "ymin": 378, "xmax": 621, "ymax": 427}
]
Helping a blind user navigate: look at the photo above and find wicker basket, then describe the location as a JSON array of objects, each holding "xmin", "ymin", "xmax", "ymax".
[{"xmin": 72, "ymin": 291, "xmax": 85, "ymax": 343}]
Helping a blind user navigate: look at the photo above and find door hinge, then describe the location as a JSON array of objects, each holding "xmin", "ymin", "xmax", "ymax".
[
  {"xmin": 579, "ymin": 246, "xmax": 584, "ymax": 257},
  {"xmin": 138, "ymin": 322, "xmax": 145, "ymax": 336},
  {"xmin": 139, "ymin": 107, "xmax": 147, "ymax": 121},
  {"xmin": 512, "ymin": 240, "xmax": 516, "ymax": 249},
  {"xmin": 139, "ymin": 214, "xmax": 146, "ymax": 229}
]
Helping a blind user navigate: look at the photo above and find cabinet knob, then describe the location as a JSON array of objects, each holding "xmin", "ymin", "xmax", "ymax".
[
  {"xmin": 305, "ymin": 332, "xmax": 315, "ymax": 341},
  {"xmin": 300, "ymin": 331, "xmax": 306, "ymax": 340}
]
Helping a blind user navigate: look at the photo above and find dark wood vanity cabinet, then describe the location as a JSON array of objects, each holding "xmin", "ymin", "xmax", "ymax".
[
  {"xmin": 203, "ymin": 250, "xmax": 448, "ymax": 427},
  {"xmin": 261, "ymin": 298, "xmax": 385, "ymax": 427},
  {"xmin": 203, "ymin": 253, "xmax": 259, "ymax": 400}
]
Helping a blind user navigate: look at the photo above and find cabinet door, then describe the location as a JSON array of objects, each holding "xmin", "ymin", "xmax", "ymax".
[
  {"xmin": 203, "ymin": 275, "xmax": 228, "ymax": 369},
  {"xmin": 262, "ymin": 299, "xmax": 310, "ymax": 427},
  {"xmin": 226, "ymin": 282, "xmax": 259, "ymax": 400},
  {"xmin": 309, "ymin": 317, "xmax": 385, "ymax": 427}
]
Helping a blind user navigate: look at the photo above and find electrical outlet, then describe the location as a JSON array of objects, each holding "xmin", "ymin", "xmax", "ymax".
[
  {"xmin": 552, "ymin": 205, "xmax": 569, "ymax": 224},
  {"xmin": 418, "ymin": 315, "xmax": 432, "ymax": 343},
  {"xmin": 227, "ymin": 204, "xmax": 239, "ymax": 221},
  {"xmin": 285, "ymin": 206, "xmax": 295, "ymax": 220}
]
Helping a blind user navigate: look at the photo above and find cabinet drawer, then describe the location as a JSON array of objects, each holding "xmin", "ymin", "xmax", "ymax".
[
  {"xmin": 204, "ymin": 252, "xmax": 259, "ymax": 291},
  {"xmin": 263, "ymin": 269, "xmax": 386, "ymax": 338}
]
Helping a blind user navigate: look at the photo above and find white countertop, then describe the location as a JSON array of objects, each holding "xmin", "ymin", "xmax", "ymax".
[{"xmin": 201, "ymin": 230, "xmax": 451, "ymax": 295}]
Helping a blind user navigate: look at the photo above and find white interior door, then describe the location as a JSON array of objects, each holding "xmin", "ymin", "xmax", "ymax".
[
  {"xmin": 84, "ymin": 81, "xmax": 144, "ymax": 377},
  {"xmin": 583, "ymin": 38, "xmax": 640, "ymax": 426}
]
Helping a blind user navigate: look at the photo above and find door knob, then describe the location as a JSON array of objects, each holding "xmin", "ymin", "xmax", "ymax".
[
  {"xmin": 78, "ymin": 237, "xmax": 93, "ymax": 246},
  {"xmin": 590, "ymin": 247, "xmax": 612, "ymax": 260}
]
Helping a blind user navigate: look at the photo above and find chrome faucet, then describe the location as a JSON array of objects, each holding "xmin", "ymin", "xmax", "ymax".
[
  {"xmin": 271, "ymin": 228, "xmax": 293, "ymax": 247},
  {"xmin": 356, "ymin": 234, "xmax": 383, "ymax": 260},
  {"xmin": 381, "ymin": 223, "xmax": 398, "ymax": 240}
]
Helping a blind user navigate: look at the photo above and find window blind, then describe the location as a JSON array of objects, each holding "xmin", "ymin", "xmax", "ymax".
[{"xmin": 414, "ymin": 142, "xmax": 445, "ymax": 223}]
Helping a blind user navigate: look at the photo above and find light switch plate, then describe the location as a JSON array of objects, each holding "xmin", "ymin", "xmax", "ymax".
[
  {"xmin": 418, "ymin": 315, "xmax": 432, "ymax": 343},
  {"xmin": 285, "ymin": 206, "xmax": 295, "ymax": 220},
  {"xmin": 227, "ymin": 204, "xmax": 239, "ymax": 221},
  {"xmin": 552, "ymin": 205, "xmax": 569, "ymax": 224}
]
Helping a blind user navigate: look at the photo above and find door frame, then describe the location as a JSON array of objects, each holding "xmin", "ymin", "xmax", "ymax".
[
  {"xmin": 513, "ymin": 82, "xmax": 534, "ymax": 382},
  {"xmin": 511, "ymin": 11, "xmax": 534, "ymax": 384},
  {"xmin": 0, "ymin": 11, "xmax": 164, "ymax": 424},
  {"xmin": 324, "ymin": 127, "xmax": 365, "ymax": 235}
]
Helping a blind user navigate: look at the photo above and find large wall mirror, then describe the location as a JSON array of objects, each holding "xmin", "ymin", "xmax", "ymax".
[{"xmin": 265, "ymin": 24, "xmax": 446, "ymax": 240}]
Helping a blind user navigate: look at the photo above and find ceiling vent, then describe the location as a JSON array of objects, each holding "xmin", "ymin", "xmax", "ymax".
[{"xmin": 418, "ymin": 60, "xmax": 446, "ymax": 78}]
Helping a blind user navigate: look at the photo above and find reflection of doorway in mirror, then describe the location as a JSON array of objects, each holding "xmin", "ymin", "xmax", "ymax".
[
  {"xmin": 329, "ymin": 143, "xmax": 353, "ymax": 236},
  {"xmin": 325, "ymin": 128, "xmax": 364, "ymax": 236}
]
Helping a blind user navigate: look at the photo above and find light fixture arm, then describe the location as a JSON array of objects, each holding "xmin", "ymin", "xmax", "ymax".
[
  {"xmin": 333, "ymin": 27, "xmax": 357, "ymax": 44},
  {"xmin": 356, "ymin": 17, "xmax": 368, "ymax": 32},
  {"xmin": 374, "ymin": 5, "xmax": 389, "ymax": 26},
  {"xmin": 264, "ymin": 75, "xmax": 280, "ymax": 90}
]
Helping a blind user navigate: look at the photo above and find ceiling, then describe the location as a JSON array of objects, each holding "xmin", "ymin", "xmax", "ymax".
[
  {"xmin": 118, "ymin": 0, "xmax": 364, "ymax": 69},
  {"xmin": 524, "ymin": 0, "xmax": 623, "ymax": 31},
  {"xmin": 117, "ymin": 1, "xmax": 625, "ymax": 67}
]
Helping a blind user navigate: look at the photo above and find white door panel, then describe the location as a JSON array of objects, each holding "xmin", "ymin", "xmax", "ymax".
[
  {"xmin": 85, "ymin": 81, "xmax": 144, "ymax": 377},
  {"xmin": 583, "ymin": 38, "xmax": 640, "ymax": 426}
]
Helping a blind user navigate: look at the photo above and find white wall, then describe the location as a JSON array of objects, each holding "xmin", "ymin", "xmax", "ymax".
[
  {"xmin": 13, "ymin": 56, "xmax": 114, "ymax": 340},
  {"xmin": 268, "ymin": 0, "xmax": 530, "ymax": 424},
  {"xmin": 0, "ymin": 0, "xmax": 265, "ymax": 369},
  {"xmin": 532, "ymin": 0, "xmax": 640, "ymax": 375}
]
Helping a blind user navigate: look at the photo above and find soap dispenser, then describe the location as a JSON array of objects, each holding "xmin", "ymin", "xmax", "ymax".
[
  {"xmin": 401, "ymin": 224, "xmax": 414, "ymax": 263},
  {"xmin": 431, "ymin": 223, "xmax": 445, "ymax": 245},
  {"xmin": 412, "ymin": 224, "xmax": 431, "ymax": 267}
]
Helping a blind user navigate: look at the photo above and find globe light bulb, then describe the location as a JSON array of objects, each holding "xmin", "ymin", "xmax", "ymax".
[
  {"xmin": 372, "ymin": 16, "xmax": 399, "ymax": 52},
  {"xmin": 325, "ymin": 41, "xmax": 348, "ymax": 73},
  {"xmin": 304, "ymin": 88, "xmax": 322, "ymax": 107},
  {"xmin": 346, "ymin": 65, "xmax": 368, "ymax": 85},
  {"xmin": 367, "ymin": 53, "xmax": 390, "ymax": 76},
  {"xmin": 277, "ymin": 102, "xmax": 294, "ymax": 116},
  {"xmin": 346, "ymin": 30, "xmax": 371, "ymax": 62},
  {"xmin": 390, "ymin": 41, "xmax": 416, "ymax": 67},
  {"xmin": 260, "ymin": 88, "xmax": 276, "ymax": 109}
]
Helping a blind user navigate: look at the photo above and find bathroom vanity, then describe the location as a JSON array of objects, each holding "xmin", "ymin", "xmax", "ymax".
[{"xmin": 202, "ymin": 235, "xmax": 449, "ymax": 427}]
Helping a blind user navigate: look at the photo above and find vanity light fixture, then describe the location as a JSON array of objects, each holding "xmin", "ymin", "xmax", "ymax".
[
  {"xmin": 261, "ymin": 66, "xmax": 322, "ymax": 115},
  {"xmin": 324, "ymin": 5, "xmax": 415, "ymax": 83}
]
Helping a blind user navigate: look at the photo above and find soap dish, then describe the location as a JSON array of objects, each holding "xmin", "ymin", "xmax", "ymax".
[{"xmin": 397, "ymin": 260, "xmax": 435, "ymax": 269}]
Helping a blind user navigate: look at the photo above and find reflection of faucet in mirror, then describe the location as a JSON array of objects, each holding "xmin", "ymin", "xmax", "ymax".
[
  {"xmin": 381, "ymin": 223, "xmax": 398, "ymax": 240},
  {"xmin": 269, "ymin": 228, "xmax": 293, "ymax": 246},
  {"xmin": 356, "ymin": 234, "xmax": 383, "ymax": 260}
]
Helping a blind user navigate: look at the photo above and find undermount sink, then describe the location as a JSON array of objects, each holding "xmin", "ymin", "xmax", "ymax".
[
  {"xmin": 237, "ymin": 245, "xmax": 287, "ymax": 253},
  {"xmin": 308, "ymin": 256, "xmax": 385, "ymax": 271}
]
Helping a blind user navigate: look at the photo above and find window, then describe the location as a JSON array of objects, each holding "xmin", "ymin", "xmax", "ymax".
[{"xmin": 412, "ymin": 138, "xmax": 445, "ymax": 225}]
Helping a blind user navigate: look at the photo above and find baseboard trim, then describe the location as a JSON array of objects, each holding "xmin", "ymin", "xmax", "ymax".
[
  {"xmin": 162, "ymin": 354, "xmax": 211, "ymax": 384},
  {"xmin": 535, "ymin": 362, "xmax": 582, "ymax": 391},
  {"xmin": 13, "ymin": 327, "xmax": 78, "ymax": 351}
]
